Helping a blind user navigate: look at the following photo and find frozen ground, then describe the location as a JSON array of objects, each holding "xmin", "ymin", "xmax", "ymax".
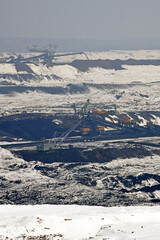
[
  {"xmin": 0, "ymin": 50, "xmax": 160, "ymax": 239},
  {"xmin": 0, "ymin": 50, "xmax": 160, "ymax": 116},
  {"xmin": 0, "ymin": 204, "xmax": 160, "ymax": 239},
  {"xmin": 1, "ymin": 145, "xmax": 160, "ymax": 206}
]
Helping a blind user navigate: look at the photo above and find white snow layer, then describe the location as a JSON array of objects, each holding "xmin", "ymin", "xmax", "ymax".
[
  {"xmin": 0, "ymin": 205, "xmax": 160, "ymax": 239},
  {"xmin": 1, "ymin": 50, "xmax": 160, "ymax": 115}
]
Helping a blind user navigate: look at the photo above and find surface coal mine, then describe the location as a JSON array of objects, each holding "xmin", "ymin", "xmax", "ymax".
[{"xmin": 0, "ymin": 111, "xmax": 160, "ymax": 206}]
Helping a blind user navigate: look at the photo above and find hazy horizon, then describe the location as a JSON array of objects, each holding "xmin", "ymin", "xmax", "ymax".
[
  {"xmin": 1, "ymin": 0, "xmax": 160, "ymax": 52},
  {"xmin": 0, "ymin": 0, "xmax": 160, "ymax": 40},
  {"xmin": 1, "ymin": 36, "xmax": 160, "ymax": 52}
]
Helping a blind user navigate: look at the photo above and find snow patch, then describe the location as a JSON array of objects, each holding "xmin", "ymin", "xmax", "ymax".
[{"xmin": 0, "ymin": 205, "xmax": 160, "ymax": 239}]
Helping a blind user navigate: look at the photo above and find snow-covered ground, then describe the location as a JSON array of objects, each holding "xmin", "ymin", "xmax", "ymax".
[
  {"xmin": 0, "ymin": 50, "xmax": 160, "ymax": 117},
  {"xmin": 1, "ymin": 50, "xmax": 160, "ymax": 239},
  {"xmin": 0, "ymin": 205, "xmax": 160, "ymax": 239}
]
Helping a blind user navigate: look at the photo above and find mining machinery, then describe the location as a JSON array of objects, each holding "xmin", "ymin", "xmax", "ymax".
[{"xmin": 0, "ymin": 44, "xmax": 89, "ymax": 65}]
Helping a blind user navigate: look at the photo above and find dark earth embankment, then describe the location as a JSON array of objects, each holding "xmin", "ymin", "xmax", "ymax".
[
  {"xmin": 1, "ymin": 143, "xmax": 160, "ymax": 206},
  {"xmin": 70, "ymin": 59, "xmax": 160, "ymax": 71},
  {"xmin": 16, "ymin": 145, "xmax": 153, "ymax": 163},
  {"xmin": 0, "ymin": 142, "xmax": 157, "ymax": 206}
]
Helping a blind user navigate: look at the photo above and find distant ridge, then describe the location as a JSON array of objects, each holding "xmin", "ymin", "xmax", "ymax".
[{"xmin": 1, "ymin": 37, "xmax": 160, "ymax": 52}]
